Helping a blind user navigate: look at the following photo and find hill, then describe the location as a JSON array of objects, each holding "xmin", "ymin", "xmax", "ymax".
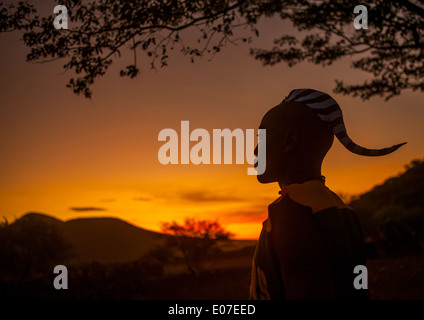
[
  {"xmin": 10, "ymin": 212, "xmax": 255, "ymax": 265},
  {"xmin": 12, "ymin": 212, "xmax": 172, "ymax": 264},
  {"xmin": 62, "ymin": 216, "xmax": 171, "ymax": 264},
  {"xmin": 350, "ymin": 159, "xmax": 424, "ymax": 241}
]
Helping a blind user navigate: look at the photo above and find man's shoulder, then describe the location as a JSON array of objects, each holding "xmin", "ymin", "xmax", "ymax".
[
  {"xmin": 267, "ymin": 194, "xmax": 313, "ymax": 228},
  {"xmin": 268, "ymin": 193, "xmax": 305, "ymax": 211},
  {"xmin": 271, "ymin": 181, "xmax": 351, "ymax": 215},
  {"xmin": 266, "ymin": 182, "xmax": 359, "ymax": 234}
]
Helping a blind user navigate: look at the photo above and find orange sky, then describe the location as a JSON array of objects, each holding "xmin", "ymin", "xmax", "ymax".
[{"xmin": 0, "ymin": 14, "xmax": 423, "ymax": 239}]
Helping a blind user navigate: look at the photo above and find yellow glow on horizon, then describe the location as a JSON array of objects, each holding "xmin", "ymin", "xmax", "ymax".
[{"xmin": 0, "ymin": 157, "xmax": 412, "ymax": 240}]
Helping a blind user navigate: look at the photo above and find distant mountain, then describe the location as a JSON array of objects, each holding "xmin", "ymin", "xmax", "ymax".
[
  {"xmin": 350, "ymin": 159, "xmax": 424, "ymax": 237},
  {"xmin": 12, "ymin": 212, "xmax": 255, "ymax": 265},
  {"xmin": 14, "ymin": 212, "xmax": 170, "ymax": 264}
]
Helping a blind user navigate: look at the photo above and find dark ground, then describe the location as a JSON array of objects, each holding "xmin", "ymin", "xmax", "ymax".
[
  {"xmin": 367, "ymin": 251, "xmax": 424, "ymax": 300},
  {"xmin": 139, "ymin": 251, "xmax": 424, "ymax": 300},
  {"xmin": 2, "ymin": 251, "xmax": 424, "ymax": 299}
]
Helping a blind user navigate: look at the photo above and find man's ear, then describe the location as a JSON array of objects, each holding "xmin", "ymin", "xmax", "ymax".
[{"xmin": 282, "ymin": 129, "xmax": 299, "ymax": 153}]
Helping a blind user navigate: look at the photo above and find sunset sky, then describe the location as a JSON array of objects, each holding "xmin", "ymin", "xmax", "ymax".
[{"xmin": 0, "ymin": 6, "xmax": 423, "ymax": 239}]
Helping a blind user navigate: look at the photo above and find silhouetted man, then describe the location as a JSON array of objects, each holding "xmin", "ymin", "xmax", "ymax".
[{"xmin": 250, "ymin": 89, "xmax": 406, "ymax": 299}]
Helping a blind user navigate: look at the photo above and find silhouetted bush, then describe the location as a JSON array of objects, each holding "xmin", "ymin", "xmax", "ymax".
[
  {"xmin": 350, "ymin": 159, "xmax": 424, "ymax": 250},
  {"xmin": 0, "ymin": 215, "xmax": 72, "ymax": 286},
  {"xmin": 161, "ymin": 218, "xmax": 233, "ymax": 274}
]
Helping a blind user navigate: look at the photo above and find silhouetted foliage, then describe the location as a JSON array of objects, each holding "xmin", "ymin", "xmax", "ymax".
[
  {"xmin": 0, "ymin": 214, "xmax": 72, "ymax": 296},
  {"xmin": 377, "ymin": 218, "xmax": 421, "ymax": 257},
  {"xmin": 161, "ymin": 218, "xmax": 233, "ymax": 274},
  {"xmin": 350, "ymin": 159, "xmax": 424, "ymax": 256},
  {"xmin": 1, "ymin": 0, "xmax": 422, "ymax": 99},
  {"xmin": 66, "ymin": 259, "xmax": 163, "ymax": 299},
  {"xmin": 144, "ymin": 244, "xmax": 176, "ymax": 265}
]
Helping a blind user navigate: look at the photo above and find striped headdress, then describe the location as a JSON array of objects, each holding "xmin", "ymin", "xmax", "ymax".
[{"xmin": 283, "ymin": 89, "xmax": 406, "ymax": 156}]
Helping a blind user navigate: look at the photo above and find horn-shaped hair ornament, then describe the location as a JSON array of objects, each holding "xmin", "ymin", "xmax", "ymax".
[{"xmin": 283, "ymin": 89, "xmax": 407, "ymax": 156}]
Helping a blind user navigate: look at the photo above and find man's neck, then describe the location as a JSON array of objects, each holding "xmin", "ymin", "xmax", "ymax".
[{"xmin": 278, "ymin": 168, "xmax": 323, "ymax": 189}]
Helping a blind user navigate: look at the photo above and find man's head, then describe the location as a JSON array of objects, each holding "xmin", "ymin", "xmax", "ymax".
[
  {"xmin": 255, "ymin": 88, "xmax": 406, "ymax": 185},
  {"xmin": 255, "ymin": 101, "xmax": 333, "ymax": 184}
]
